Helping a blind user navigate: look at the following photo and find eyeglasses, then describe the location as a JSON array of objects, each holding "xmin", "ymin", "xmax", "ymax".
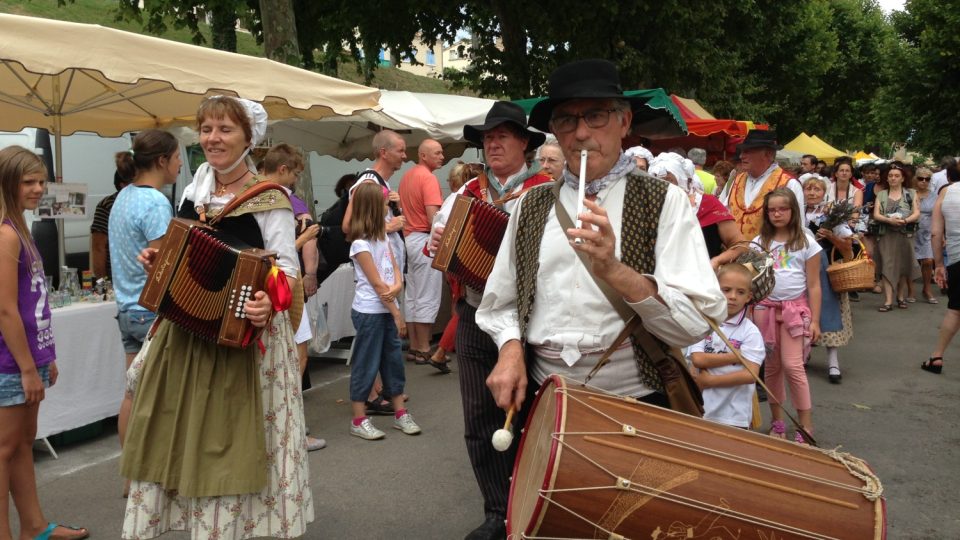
[
  {"xmin": 550, "ymin": 108, "xmax": 619, "ymax": 134},
  {"xmin": 916, "ymin": 176, "xmax": 931, "ymax": 181},
  {"xmin": 767, "ymin": 207, "xmax": 791, "ymax": 215}
]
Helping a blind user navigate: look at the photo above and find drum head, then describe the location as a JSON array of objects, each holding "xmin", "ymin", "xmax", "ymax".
[{"xmin": 507, "ymin": 375, "xmax": 565, "ymax": 537}]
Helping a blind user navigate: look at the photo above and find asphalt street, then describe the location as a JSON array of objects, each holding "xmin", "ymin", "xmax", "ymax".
[{"xmin": 13, "ymin": 291, "xmax": 960, "ymax": 539}]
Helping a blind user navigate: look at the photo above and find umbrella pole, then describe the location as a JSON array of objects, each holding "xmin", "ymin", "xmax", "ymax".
[{"xmin": 53, "ymin": 77, "xmax": 66, "ymax": 271}]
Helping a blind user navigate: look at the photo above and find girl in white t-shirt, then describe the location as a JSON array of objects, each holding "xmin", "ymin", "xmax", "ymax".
[
  {"xmin": 688, "ymin": 264, "xmax": 765, "ymax": 428},
  {"xmin": 346, "ymin": 183, "xmax": 420, "ymax": 441},
  {"xmin": 751, "ymin": 188, "xmax": 822, "ymax": 444}
]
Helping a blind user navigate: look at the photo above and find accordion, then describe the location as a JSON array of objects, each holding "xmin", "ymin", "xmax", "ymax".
[
  {"xmin": 139, "ymin": 218, "xmax": 276, "ymax": 348},
  {"xmin": 431, "ymin": 195, "xmax": 509, "ymax": 291}
]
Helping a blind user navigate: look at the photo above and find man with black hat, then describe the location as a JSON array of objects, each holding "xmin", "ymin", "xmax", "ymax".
[
  {"xmin": 430, "ymin": 100, "xmax": 552, "ymax": 540},
  {"xmin": 717, "ymin": 130, "xmax": 803, "ymax": 239},
  {"xmin": 477, "ymin": 57, "xmax": 725, "ymax": 481}
]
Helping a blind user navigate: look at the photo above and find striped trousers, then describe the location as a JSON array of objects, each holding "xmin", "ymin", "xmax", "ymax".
[{"xmin": 456, "ymin": 301, "xmax": 518, "ymax": 521}]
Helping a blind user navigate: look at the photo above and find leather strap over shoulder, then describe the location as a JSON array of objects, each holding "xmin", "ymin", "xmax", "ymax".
[{"xmin": 209, "ymin": 182, "xmax": 289, "ymax": 226}]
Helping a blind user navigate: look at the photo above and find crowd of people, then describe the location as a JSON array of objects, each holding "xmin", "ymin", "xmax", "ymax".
[{"xmin": 0, "ymin": 57, "xmax": 958, "ymax": 540}]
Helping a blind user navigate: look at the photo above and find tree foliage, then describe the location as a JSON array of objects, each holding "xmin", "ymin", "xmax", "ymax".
[{"xmin": 109, "ymin": 0, "xmax": 960, "ymax": 156}]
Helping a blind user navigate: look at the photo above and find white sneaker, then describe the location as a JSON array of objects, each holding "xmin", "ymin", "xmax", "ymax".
[
  {"xmin": 350, "ymin": 418, "xmax": 385, "ymax": 440},
  {"xmin": 393, "ymin": 412, "xmax": 422, "ymax": 435}
]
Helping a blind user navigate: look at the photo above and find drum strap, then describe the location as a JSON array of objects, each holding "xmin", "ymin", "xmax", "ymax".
[{"xmin": 550, "ymin": 180, "xmax": 704, "ymax": 417}]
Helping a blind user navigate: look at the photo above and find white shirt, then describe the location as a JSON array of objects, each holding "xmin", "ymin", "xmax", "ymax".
[
  {"xmin": 687, "ymin": 312, "xmax": 765, "ymax": 428},
  {"xmin": 350, "ymin": 237, "xmax": 397, "ymax": 314},
  {"xmin": 719, "ymin": 163, "xmax": 805, "ymax": 208},
  {"xmin": 476, "ymin": 175, "xmax": 726, "ymax": 374},
  {"xmin": 931, "ymin": 169, "xmax": 948, "ymax": 195},
  {"xmin": 752, "ymin": 230, "xmax": 822, "ymax": 301}
]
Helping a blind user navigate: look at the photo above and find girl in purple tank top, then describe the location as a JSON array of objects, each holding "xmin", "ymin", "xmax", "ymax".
[{"xmin": 0, "ymin": 146, "xmax": 89, "ymax": 539}]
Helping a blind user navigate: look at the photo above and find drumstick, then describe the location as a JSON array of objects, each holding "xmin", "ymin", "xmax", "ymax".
[
  {"xmin": 573, "ymin": 149, "xmax": 587, "ymax": 245},
  {"xmin": 491, "ymin": 406, "xmax": 516, "ymax": 452},
  {"xmin": 698, "ymin": 309, "xmax": 817, "ymax": 447}
]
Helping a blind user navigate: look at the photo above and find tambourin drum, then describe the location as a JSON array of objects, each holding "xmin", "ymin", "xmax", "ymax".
[{"xmin": 507, "ymin": 375, "xmax": 885, "ymax": 539}]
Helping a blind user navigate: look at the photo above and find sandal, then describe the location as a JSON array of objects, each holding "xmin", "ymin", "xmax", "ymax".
[
  {"xmin": 405, "ymin": 350, "xmax": 430, "ymax": 365},
  {"xmin": 768, "ymin": 420, "xmax": 786, "ymax": 439},
  {"xmin": 34, "ymin": 523, "xmax": 89, "ymax": 540},
  {"xmin": 921, "ymin": 357, "xmax": 943, "ymax": 374},
  {"xmin": 427, "ymin": 358, "xmax": 452, "ymax": 374},
  {"xmin": 794, "ymin": 430, "xmax": 811, "ymax": 445},
  {"xmin": 906, "ymin": 297, "xmax": 917, "ymax": 303},
  {"xmin": 926, "ymin": 296, "xmax": 939, "ymax": 304},
  {"xmin": 878, "ymin": 304, "xmax": 893, "ymax": 312},
  {"xmin": 897, "ymin": 299, "xmax": 908, "ymax": 309}
]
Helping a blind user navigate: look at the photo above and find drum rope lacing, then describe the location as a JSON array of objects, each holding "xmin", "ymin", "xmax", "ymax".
[
  {"xmin": 517, "ymin": 383, "xmax": 882, "ymax": 540},
  {"xmin": 562, "ymin": 385, "xmax": 882, "ymax": 500}
]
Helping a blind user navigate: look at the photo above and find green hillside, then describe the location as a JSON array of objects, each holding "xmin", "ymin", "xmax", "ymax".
[{"xmin": 0, "ymin": 0, "xmax": 461, "ymax": 94}]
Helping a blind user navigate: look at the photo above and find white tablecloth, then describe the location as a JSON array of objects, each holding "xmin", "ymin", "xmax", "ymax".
[
  {"xmin": 37, "ymin": 302, "xmax": 126, "ymax": 439},
  {"xmin": 311, "ymin": 263, "xmax": 357, "ymax": 342}
]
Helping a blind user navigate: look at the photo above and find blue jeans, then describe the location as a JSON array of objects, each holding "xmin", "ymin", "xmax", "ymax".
[
  {"xmin": 349, "ymin": 309, "xmax": 405, "ymax": 403},
  {"xmin": 117, "ymin": 309, "xmax": 157, "ymax": 354}
]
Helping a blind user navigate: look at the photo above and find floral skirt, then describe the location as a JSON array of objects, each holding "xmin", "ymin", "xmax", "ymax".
[
  {"xmin": 121, "ymin": 312, "xmax": 314, "ymax": 539},
  {"xmin": 819, "ymin": 293, "xmax": 853, "ymax": 348}
]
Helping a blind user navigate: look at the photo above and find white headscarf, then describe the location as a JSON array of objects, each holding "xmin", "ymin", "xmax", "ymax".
[
  {"xmin": 649, "ymin": 152, "xmax": 704, "ymax": 193},
  {"xmin": 180, "ymin": 97, "xmax": 268, "ymax": 209},
  {"xmin": 625, "ymin": 145, "xmax": 654, "ymax": 163}
]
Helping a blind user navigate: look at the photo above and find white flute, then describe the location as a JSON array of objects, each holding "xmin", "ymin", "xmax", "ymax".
[{"xmin": 574, "ymin": 149, "xmax": 587, "ymax": 244}]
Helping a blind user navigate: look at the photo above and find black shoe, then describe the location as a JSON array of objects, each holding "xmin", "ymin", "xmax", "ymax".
[
  {"xmin": 364, "ymin": 396, "xmax": 394, "ymax": 416},
  {"xmin": 828, "ymin": 367, "xmax": 842, "ymax": 384},
  {"xmin": 464, "ymin": 516, "xmax": 506, "ymax": 540}
]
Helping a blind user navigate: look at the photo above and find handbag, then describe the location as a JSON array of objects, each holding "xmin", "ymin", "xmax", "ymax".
[{"xmin": 551, "ymin": 185, "xmax": 703, "ymax": 416}]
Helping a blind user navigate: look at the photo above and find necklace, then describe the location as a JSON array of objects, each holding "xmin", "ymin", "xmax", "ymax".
[{"xmin": 215, "ymin": 169, "xmax": 249, "ymax": 195}]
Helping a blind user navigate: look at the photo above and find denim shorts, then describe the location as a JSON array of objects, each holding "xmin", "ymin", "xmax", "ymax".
[
  {"xmin": 349, "ymin": 309, "xmax": 405, "ymax": 403},
  {"xmin": 0, "ymin": 365, "xmax": 52, "ymax": 407},
  {"xmin": 117, "ymin": 309, "xmax": 157, "ymax": 354}
]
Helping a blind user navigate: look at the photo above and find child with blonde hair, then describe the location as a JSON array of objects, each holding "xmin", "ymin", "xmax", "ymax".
[{"xmin": 688, "ymin": 264, "xmax": 765, "ymax": 428}]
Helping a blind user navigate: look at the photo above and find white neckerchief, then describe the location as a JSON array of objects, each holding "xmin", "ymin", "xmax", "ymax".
[{"xmin": 180, "ymin": 155, "xmax": 258, "ymax": 210}]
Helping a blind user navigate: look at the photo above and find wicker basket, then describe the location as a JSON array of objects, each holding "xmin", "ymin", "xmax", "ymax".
[
  {"xmin": 733, "ymin": 241, "xmax": 776, "ymax": 302},
  {"xmin": 827, "ymin": 250, "xmax": 875, "ymax": 293}
]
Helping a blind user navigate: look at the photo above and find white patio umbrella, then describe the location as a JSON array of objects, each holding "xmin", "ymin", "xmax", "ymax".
[
  {"xmin": 265, "ymin": 90, "xmax": 498, "ymax": 160},
  {"xmin": 0, "ymin": 13, "xmax": 381, "ymax": 265}
]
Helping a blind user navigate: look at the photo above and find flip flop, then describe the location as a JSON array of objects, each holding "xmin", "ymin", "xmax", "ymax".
[
  {"xmin": 34, "ymin": 523, "xmax": 89, "ymax": 540},
  {"xmin": 921, "ymin": 357, "xmax": 943, "ymax": 374},
  {"xmin": 926, "ymin": 296, "xmax": 940, "ymax": 304},
  {"xmin": 878, "ymin": 304, "xmax": 893, "ymax": 312}
]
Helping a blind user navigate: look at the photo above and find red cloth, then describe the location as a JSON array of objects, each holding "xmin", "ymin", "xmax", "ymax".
[
  {"xmin": 462, "ymin": 172, "xmax": 553, "ymax": 201},
  {"xmin": 696, "ymin": 194, "xmax": 734, "ymax": 228}
]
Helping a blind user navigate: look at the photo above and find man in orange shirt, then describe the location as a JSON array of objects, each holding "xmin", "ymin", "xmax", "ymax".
[{"xmin": 398, "ymin": 139, "xmax": 446, "ymax": 362}]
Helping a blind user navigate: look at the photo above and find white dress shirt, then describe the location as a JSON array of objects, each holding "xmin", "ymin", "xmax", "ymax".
[
  {"xmin": 719, "ymin": 163, "xmax": 804, "ymax": 208},
  {"xmin": 476, "ymin": 174, "xmax": 726, "ymax": 373}
]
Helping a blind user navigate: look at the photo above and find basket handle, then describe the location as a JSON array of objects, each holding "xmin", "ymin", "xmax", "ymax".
[{"xmin": 730, "ymin": 239, "xmax": 772, "ymax": 256}]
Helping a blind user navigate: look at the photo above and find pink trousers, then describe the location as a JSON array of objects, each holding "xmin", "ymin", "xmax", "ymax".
[{"xmin": 753, "ymin": 306, "xmax": 812, "ymax": 411}]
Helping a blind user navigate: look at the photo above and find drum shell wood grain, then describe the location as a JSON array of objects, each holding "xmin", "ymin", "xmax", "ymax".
[{"xmin": 507, "ymin": 375, "xmax": 885, "ymax": 540}]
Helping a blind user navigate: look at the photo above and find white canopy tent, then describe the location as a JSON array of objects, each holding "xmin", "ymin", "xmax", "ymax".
[{"xmin": 265, "ymin": 90, "xmax": 497, "ymax": 161}]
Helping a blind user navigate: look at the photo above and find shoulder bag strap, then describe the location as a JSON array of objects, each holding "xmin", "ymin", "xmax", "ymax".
[{"xmin": 208, "ymin": 181, "xmax": 289, "ymax": 226}]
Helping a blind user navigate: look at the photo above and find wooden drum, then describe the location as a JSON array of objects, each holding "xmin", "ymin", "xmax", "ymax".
[{"xmin": 508, "ymin": 375, "xmax": 885, "ymax": 539}]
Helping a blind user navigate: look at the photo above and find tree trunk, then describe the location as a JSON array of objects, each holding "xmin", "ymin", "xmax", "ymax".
[
  {"xmin": 260, "ymin": 0, "xmax": 302, "ymax": 66},
  {"xmin": 210, "ymin": 3, "xmax": 238, "ymax": 52},
  {"xmin": 491, "ymin": 0, "xmax": 531, "ymax": 98}
]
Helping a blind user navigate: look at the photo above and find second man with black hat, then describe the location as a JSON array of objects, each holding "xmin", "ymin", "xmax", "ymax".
[{"xmin": 430, "ymin": 100, "xmax": 553, "ymax": 540}]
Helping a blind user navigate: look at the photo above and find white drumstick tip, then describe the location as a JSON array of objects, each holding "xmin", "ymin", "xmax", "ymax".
[{"xmin": 492, "ymin": 428, "xmax": 514, "ymax": 452}]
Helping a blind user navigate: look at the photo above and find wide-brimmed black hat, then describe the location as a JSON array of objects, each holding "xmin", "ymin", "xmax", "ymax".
[
  {"xmin": 736, "ymin": 130, "xmax": 781, "ymax": 152},
  {"xmin": 529, "ymin": 59, "xmax": 649, "ymax": 132},
  {"xmin": 463, "ymin": 101, "xmax": 546, "ymax": 152}
]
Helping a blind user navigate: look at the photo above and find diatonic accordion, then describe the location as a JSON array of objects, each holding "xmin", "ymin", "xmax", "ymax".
[
  {"xmin": 139, "ymin": 218, "xmax": 275, "ymax": 348},
  {"xmin": 431, "ymin": 195, "xmax": 509, "ymax": 291}
]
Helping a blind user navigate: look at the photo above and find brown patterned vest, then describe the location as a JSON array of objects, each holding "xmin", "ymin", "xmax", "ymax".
[{"xmin": 514, "ymin": 173, "xmax": 670, "ymax": 391}]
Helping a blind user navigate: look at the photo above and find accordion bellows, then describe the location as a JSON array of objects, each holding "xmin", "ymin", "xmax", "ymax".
[
  {"xmin": 432, "ymin": 195, "xmax": 509, "ymax": 291},
  {"xmin": 140, "ymin": 218, "xmax": 275, "ymax": 348}
]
